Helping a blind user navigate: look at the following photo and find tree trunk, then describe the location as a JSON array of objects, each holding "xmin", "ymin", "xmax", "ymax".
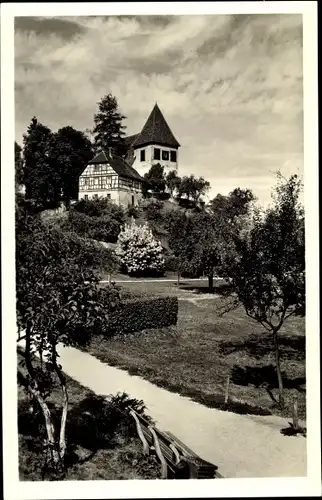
[
  {"xmin": 24, "ymin": 377, "xmax": 60, "ymax": 465},
  {"xmin": 59, "ymin": 381, "xmax": 68, "ymax": 460},
  {"xmin": 273, "ymin": 329, "xmax": 284, "ymax": 408},
  {"xmin": 177, "ymin": 269, "xmax": 181, "ymax": 286},
  {"xmin": 208, "ymin": 274, "xmax": 214, "ymax": 291},
  {"xmin": 51, "ymin": 351, "xmax": 69, "ymax": 466}
]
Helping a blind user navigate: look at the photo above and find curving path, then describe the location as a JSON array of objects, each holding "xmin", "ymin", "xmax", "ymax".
[{"xmin": 52, "ymin": 344, "xmax": 307, "ymax": 479}]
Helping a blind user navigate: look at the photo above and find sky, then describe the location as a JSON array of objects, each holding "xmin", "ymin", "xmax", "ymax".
[{"xmin": 14, "ymin": 14, "xmax": 303, "ymax": 207}]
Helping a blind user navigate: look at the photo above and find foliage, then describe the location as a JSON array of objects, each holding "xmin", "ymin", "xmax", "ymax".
[
  {"xmin": 92, "ymin": 93, "xmax": 127, "ymax": 157},
  {"xmin": 64, "ymin": 197, "xmax": 125, "ymax": 243},
  {"xmin": 144, "ymin": 199, "xmax": 164, "ymax": 221},
  {"xmin": 177, "ymin": 174, "xmax": 210, "ymax": 204},
  {"xmin": 51, "ymin": 126, "xmax": 93, "ymax": 206},
  {"xmin": 116, "ymin": 221, "xmax": 165, "ymax": 276},
  {"xmin": 63, "ymin": 210, "xmax": 123, "ymax": 244},
  {"xmin": 73, "ymin": 196, "xmax": 125, "ymax": 222},
  {"xmin": 15, "ymin": 141, "xmax": 24, "ymax": 189},
  {"xmin": 23, "ymin": 117, "xmax": 60, "ymax": 210},
  {"xmin": 16, "ymin": 199, "xmax": 118, "ymax": 471},
  {"xmin": 210, "ymin": 188, "xmax": 256, "ymax": 223},
  {"xmin": 142, "ymin": 163, "xmax": 166, "ymax": 197},
  {"xmin": 126, "ymin": 205, "xmax": 141, "ymax": 219},
  {"xmin": 220, "ymin": 174, "xmax": 305, "ymax": 407},
  {"xmin": 106, "ymin": 296, "xmax": 178, "ymax": 335},
  {"xmin": 166, "ymin": 170, "xmax": 181, "ymax": 198},
  {"xmin": 22, "ymin": 118, "xmax": 93, "ymax": 210}
]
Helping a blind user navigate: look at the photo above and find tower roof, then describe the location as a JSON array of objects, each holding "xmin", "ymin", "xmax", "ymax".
[{"xmin": 131, "ymin": 103, "xmax": 180, "ymax": 149}]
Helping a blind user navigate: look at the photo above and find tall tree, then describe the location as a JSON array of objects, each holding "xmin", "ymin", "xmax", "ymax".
[
  {"xmin": 15, "ymin": 141, "xmax": 24, "ymax": 190},
  {"xmin": 92, "ymin": 93, "xmax": 127, "ymax": 156},
  {"xmin": 52, "ymin": 126, "xmax": 93, "ymax": 207},
  {"xmin": 23, "ymin": 117, "xmax": 60, "ymax": 210},
  {"xmin": 16, "ymin": 201, "xmax": 117, "ymax": 474},
  {"xmin": 220, "ymin": 174, "xmax": 305, "ymax": 408}
]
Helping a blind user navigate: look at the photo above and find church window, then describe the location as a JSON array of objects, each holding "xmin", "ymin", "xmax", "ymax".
[
  {"xmin": 162, "ymin": 150, "xmax": 169, "ymax": 161},
  {"xmin": 140, "ymin": 149, "xmax": 145, "ymax": 161},
  {"xmin": 154, "ymin": 148, "xmax": 160, "ymax": 160},
  {"xmin": 170, "ymin": 150, "xmax": 177, "ymax": 162}
]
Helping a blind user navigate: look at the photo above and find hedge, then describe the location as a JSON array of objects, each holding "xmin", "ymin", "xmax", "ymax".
[{"xmin": 106, "ymin": 296, "xmax": 178, "ymax": 335}]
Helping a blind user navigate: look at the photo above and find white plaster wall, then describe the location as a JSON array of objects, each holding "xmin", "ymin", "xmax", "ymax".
[
  {"xmin": 78, "ymin": 189, "xmax": 118, "ymax": 204},
  {"xmin": 132, "ymin": 145, "xmax": 179, "ymax": 177},
  {"xmin": 79, "ymin": 187, "xmax": 142, "ymax": 208}
]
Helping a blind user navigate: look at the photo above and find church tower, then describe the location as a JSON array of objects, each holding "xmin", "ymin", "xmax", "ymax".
[{"xmin": 125, "ymin": 103, "xmax": 180, "ymax": 178}]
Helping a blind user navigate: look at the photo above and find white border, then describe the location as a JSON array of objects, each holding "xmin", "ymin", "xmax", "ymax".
[{"xmin": 1, "ymin": 2, "xmax": 320, "ymax": 499}]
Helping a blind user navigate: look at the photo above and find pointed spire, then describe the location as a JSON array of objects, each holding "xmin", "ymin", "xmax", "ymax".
[{"xmin": 132, "ymin": 104, "xmax": 180, "ymax": 149}]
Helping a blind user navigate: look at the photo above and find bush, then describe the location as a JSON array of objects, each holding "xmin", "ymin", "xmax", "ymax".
[
  {"xmin": 74, "ymin": 197, "xmax": 125, "ymax": 222},
  {"xmin": 116, "ymin": 222, "xmax": 165, "ymax": 276},
  {"xmin": 106, "ymin": 296, "xmax": 178, "ymax": 335},
  {"xmin": 144, "ymin": 199, "xmax": 164, "ymax": 221},
  {"xmin": 126, "ymin": 205, "xmax": 141, "ymax": 219},
  {"xmin": 163, "ymin": 252, "xmax": 179, "ymax": 273},
  {"xmin": 65, "ymin": 210, "xmax": 123, "ymax": 243}
]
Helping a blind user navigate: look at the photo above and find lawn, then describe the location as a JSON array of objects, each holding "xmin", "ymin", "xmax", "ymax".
[
  {"xmin": 17, "ymin": 350, "xmax": 160, "ymax": 481},
  {"xmin": 86, "ymin": 280, "xmax": 306, "ymax": 421}
]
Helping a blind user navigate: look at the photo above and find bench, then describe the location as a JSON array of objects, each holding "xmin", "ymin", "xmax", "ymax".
[{"xmin": 129, "ymin": 408, "xmax": 223, "ymax": 479}]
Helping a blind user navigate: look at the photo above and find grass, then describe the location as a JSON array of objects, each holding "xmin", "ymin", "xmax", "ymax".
[
  {"xmin": 85, "ymin": 279, "xmax": 306, "ymax": 421},
  {"xmin": 17, "ymin": 351, "xmax": 160, "ymax": 481}
]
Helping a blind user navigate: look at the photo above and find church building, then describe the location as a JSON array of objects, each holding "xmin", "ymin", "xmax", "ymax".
[
  {"xmin": 125, "ymin": 103, "xmax": 180, "ymax": 178},
  {"xmin": 78, "ymin": 103, "xmax": 180, "ymax": 207}
]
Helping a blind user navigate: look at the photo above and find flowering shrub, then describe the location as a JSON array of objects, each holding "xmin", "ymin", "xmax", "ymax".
[{"xmin": 116, "ymin": 222, "xmax": 165, "ymax": 276}]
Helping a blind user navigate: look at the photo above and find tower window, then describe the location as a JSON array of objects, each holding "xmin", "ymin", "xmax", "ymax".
[
  {"xmin": 170, "ymin": 150, "xmax": 177, "ymax": 162},
  {"xmin": 162, "ymin": 150, "xmax": 169, "ymax": 161},
  {"xmin": 154, "ymin": 148, "xmax": 160, "ymax": 160},
  {"xmin": 140, "ymin": 149, "xmax": 145, "ymax": 161}
]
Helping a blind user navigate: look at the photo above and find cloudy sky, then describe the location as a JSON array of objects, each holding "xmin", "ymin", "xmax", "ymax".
[{"xmin": 14, "ymin": 14, "xmax": 303, "ymax": 207}]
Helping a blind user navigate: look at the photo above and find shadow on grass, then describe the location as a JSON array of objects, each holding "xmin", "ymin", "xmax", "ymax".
[
  {"xmin": 280, "ymin": 422, "xmax": 306, "ymax": 437},
  {"xmin": 230, "ymin": 364, "xmax": 306, "ymax": 403},
  {"xmin": 178, "ymin": 283, "xmax": 232, "ymax": 296},
  {"xmin": 220, "ymin": 333, "xmax": 305, "ymax": 361},
  {"xmin": 105, "ymin": 362, "xmax": 272, "ymax": 416},
  {"xmin": 18, "ymin": 392, "xmax": 154, "ymax": 478}
]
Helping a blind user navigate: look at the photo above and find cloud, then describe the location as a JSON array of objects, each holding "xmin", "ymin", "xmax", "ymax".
[{"xmin": 14, "ymin": 14, "xmax": 303, "ymax": 206}]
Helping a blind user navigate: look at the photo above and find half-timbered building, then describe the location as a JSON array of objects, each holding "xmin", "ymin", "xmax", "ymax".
[{"xmin": 78, "ymin": 148, "xmax": 144, "ymax": 207}]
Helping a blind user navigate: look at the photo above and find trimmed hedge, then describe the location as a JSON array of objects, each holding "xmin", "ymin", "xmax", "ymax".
[{"xmin": 106, "ymin": 296, "xmax": 178, "ymax": 335}]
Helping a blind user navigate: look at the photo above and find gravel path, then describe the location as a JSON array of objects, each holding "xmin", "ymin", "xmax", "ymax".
[{"xmin": 52, "ymin": 344, "xmax": 306, "ymax": 479}]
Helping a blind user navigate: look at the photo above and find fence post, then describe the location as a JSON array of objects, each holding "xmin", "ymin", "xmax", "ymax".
[
  {"xmin": 292, "ymin": 394, "xmax": 299, "ymax": 430},
  {"xmin": 224, "ymin": 375, "xmax": 230, "ymax": 404}
]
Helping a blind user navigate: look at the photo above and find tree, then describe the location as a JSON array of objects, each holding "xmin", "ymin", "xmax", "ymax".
[
  {"xmin": 166, "ymin": 170, "xmax": 181, "ymax": 198},
  {"xmin": 116, "ymin": 221, "xmax": 165, "ymax": 276},
  {"xmin": 15, "ymin": 141, "xmax": 24, "ymax": 191},
  {"xmin": 164, "ymin": 209, "xmax": 195, "ymax": 284},
  {"xmin": 221, "ymin": 174, "xmax": 305, "ymax": 408},
  {"xmin": 92, "ymin": 93, "xmax": 127, "ymax": 156},
  {"xmin": 210, "ymin": 188, "xmax": 255, "ymax": 223},
  {"xmin": 16, "ymin": 201, "xmax": 118, "ymax": 474},
  {"xmin": 142, "ymin": 163, "xmax": 166, "ymax": 198},
  {"xmin": 23, "ymin": 117, "xmax": 61, "ymax": 210},
  {"xmin": 52, "ymin": 126, "xmax": 93, "ymax": 207},
  {"xmin": 177, "ymin": 175, "xmax": 210, "ymax": 205}
]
